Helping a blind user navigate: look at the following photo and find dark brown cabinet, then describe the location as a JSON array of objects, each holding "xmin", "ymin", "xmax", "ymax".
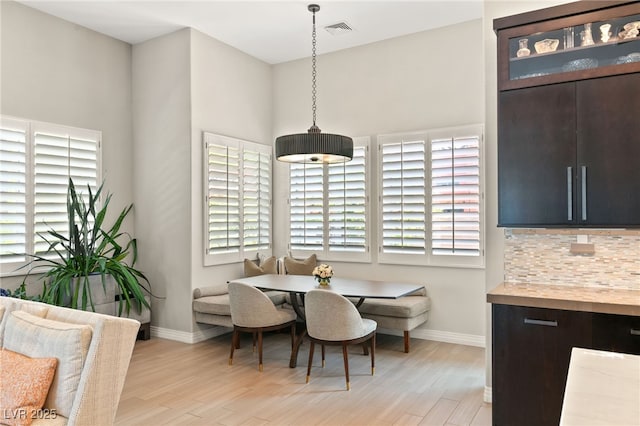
[
  {"xmin": 492, "ymin": 304, "xmax": 592, "ymax": 426},
  {"xmin": 498, "ymin": 73, "xmax": 640, "ymax": 227},
  {"xmin": 592, "ymin": 312, "xmax": 640, "ymax": 354},
  {"xmin": 498, "ymin": 83, "xmax": 576, "ymax": 226},
  {"xmin": 492, "ymin": 303, "xmax": 640, "ymax": 426},
  {"xmin": 496, "ymin": 1, "xmax": 640, "ymax": 228},
  {"xmin": 576, "ymin": 73, "xmax": 640, "ymax": 226}
]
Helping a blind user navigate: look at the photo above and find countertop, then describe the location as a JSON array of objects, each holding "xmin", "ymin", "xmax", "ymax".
[
  {"xmin": 487, "ymin": 282, "xmax": 640, "ymax": 316},
  {"xmin": 560, "ymin": 347, "xmax": 640, "ymax": 426}
]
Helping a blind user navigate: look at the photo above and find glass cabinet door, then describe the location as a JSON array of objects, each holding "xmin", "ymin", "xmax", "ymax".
[{"xmin": 497, "ymin": 4, "xmax": 640, "ymax": 90}]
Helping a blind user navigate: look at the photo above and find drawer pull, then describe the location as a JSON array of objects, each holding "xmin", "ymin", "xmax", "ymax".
[
  {"xmin": 524, "ymin": 318, "xmax": 558, "ymax": 327},
  {"xmin": 567, "ymin": 167, "xmax": 573, "ymax": 221},
  {"xmin": 631, "ymin": 329, "xmax": 640, "ymax": 336},
  {"xmin": 581, "ymin": 166, "xmax": 587, "ymax": 221}
]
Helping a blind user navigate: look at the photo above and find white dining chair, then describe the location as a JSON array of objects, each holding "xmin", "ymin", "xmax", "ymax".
[
  {"xmin": 304, "ymin": 289, "xmax": 377, "ymax": 390},
  {"xmin": 228, "ymin": 281, "xmax": 297, "ymax": 371}
]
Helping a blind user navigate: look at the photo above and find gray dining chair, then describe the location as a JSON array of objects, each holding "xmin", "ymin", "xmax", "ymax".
[
  {"xmin": 228, "ymin": 281, "xmax": 297, "ymax": 371},
  {"xmin": 304, "ymin": 289, "xmax": 377, "ymax": 390}
]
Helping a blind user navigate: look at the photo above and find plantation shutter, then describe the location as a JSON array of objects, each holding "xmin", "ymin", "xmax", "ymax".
[
  {"xmin": 32, "ymin": 125, "xmax": 99, "ymax": 256},
  {"xmin": 0, "ymin": 118, "xmax": 28, "ymax": 263},
  {"xmin": 205, "ymin": 138, "xmax": 240, "ymax": 255},
  {"xmin": 289, "ymin": 163, "xmax": 324, "ymax": 251},
  {"xmin": 380, "ymin": 139, "xmax": 426, "ymax": 254},
  {"xmin": 242, "ymin": 146, "xmax": 271, "ymax": 251},
  {"xmin": 328, "ymin": 146, "xmax": 367, "ymax": 252},
  {"xmin": 431, "ymin": 136, "xmax": 481, "ymax": 256}
]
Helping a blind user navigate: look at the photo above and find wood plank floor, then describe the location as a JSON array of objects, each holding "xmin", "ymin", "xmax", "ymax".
[{"xmin": 116, "ymin": 332, "xmax": 491, "ymax": 426}]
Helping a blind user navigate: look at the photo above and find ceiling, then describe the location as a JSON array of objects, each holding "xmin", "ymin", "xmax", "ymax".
[{"xmin": 16, "ymin": 1, "xmax": 483, "ymax": 64}]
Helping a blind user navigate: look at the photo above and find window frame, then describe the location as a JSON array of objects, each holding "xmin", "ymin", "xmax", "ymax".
[
  {"xmin": 288, "ymin": 136, "xmax": 371, "ymax": 263},
  {"xmin": 377, "ymin": 125, "xmax": 485, "ymax": 269},
  {"xmin": 202, "ymin": 132, "xmax": 272, "ymax": 267},
  {"xmin": 0, "ymin": 115, "xmax": 102, "ymax": 276}
]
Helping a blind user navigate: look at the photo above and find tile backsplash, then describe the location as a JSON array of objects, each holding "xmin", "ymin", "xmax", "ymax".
[{"xmin": 504, "ymin": 229, "xmax": 640, "ymax": 290}]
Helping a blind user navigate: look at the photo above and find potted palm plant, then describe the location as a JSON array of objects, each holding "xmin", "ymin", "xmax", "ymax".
[{"xmin": 21, "ymin": 178, "xmax": 151, "ymax": 316}]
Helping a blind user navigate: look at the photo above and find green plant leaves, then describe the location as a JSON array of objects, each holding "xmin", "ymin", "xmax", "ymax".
[{"xmin": 20, "ymin": 177, "xmax": 152, "ymax": 315}]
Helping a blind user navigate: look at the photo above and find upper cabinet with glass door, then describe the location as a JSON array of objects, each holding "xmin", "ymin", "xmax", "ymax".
[{"xmin": 495, "ymin": 1, "xmax": 640, "ymax": 91}]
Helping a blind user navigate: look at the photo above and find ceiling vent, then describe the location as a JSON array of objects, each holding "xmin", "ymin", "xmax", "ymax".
[{"xmin": 324, "ymin": 21, "xmax": 353, "ymax": 36}]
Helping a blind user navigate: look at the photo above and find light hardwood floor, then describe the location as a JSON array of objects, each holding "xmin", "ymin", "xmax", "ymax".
[{"xmin": 116, "ymin": 332, "xmax": 491, "ymax": 426}]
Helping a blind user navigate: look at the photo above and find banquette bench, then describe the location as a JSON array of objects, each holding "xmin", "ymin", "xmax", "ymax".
[{"xmin": 193, "ymin": 255, "xmax": 431, "ymax": 352}]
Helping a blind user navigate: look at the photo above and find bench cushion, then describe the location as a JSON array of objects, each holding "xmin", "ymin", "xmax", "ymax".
[
  {"xmin": 354, "ymin": 295, "xmax": 431, "ymax": 318},
  {"xmin": 193, "ymin": 291, "xmax": 287, "ymax": 317}
]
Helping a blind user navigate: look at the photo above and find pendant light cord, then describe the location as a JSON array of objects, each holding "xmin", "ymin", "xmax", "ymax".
[{"xmin": 311, "ymin": 8, "xmax": 317, "ymax": 128}]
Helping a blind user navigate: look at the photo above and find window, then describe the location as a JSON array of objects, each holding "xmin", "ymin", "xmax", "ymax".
[
  {"xmin": 289, "ymin": 137, "xmax": 369, "ymax": 262},
  {"xmin": 203, "ymin": 133, "xmax": 271, "ymax": 266},
  {"xmin": 378, "ymin": 125, "xmax": 483, "ymax": 268},
  {"xmin": 431, "ymin": 133, "xmax": 481, "ymax": 258},
  {"xmin": 379, "ymin": 136, "xmax": 426, "ymax": 256},
  {"xmin": 0, "ymin": 116, "xmax": 101, "ymax": 275}
]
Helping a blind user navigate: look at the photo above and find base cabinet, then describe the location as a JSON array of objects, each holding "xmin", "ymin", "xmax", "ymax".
[{"xmin": 492, "ymin": 304, "xmax": 640, "ymax": 426}]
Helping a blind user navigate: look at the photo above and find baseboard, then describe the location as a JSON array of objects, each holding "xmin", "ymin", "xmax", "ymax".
[
  {"xmin": 151, "ymin": 325, "xmax": 485, "ymax": 348},
  {"xmin": 484, "ymin": 386, "xmax": 492, "ymax": 403},
  {"xmin": 377, "ymin": 327, "xmax": 486, "ymax": 348},
  {"xmin": 150, "ymin": 325, "xmax": 229, "ymax": 344},
  {"xmin": 414, "ymin": 329, "xmax": 486, "ymax": 347}
]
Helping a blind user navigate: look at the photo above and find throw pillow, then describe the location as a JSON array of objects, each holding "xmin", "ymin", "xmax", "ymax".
[
  {"xmin": 0, "ymin": 348, "xmax": 57, "ymax": 426},
  {"xmin": 0, "ymin": 301, "xmax": 48, "ymax": 347},
  {"xmin": 283, "ymin": 254, "xmax": 317, "ymax": 275},
  {"xmin": 193, "ymin": 283, "xmax": 229, "ymax": 298},
  {"xmin": 3, "ymin": 310, "xmax": 92, "ymax": 419},
  {"xmin": 244, "ymin": 256, "xmax": 277, "ymax": 277}
]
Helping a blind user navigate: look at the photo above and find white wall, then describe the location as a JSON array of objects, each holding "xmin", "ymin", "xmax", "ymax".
[
  {"xmin": 132, "ymin": 29, "xmax": 192, "ymax": 331},
  {"xmin": 189, "ymin": 29, "xmax": 272, "ymax": 333},
  {"xmin": 133, "ymin": 28, "xmax": 272, "ymax": 334},
  {"xmin": 272, "ymin": 20, "xmax": 487, "ymax": 340},
  {"xmin": 0, "ymin": 1, "xmax": 133, "ymax": 290}
]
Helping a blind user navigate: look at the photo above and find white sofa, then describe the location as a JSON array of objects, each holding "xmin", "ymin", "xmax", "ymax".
[{"xmin": 0, "ymin": 297, "xmax": 140, "ymax": 426}]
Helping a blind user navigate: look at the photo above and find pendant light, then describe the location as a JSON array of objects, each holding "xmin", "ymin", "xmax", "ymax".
[{"xmin": 275, "ymin": 4, "xmax": 353, "ymax": 164}]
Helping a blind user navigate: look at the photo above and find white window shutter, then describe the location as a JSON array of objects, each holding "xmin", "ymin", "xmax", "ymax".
[
  {"xmin": 0, "ymin": 117, "xmax": 101, "ymax": 272},
  {"xmin": 289, "ymin": 163, "xmax": 324, "ymax": 251},
  {"xmin": 380, "ymin": 139, "xmax": 426, "ymax": 254},
  {"xmin": 0, "ymin": 119, "xmax": 28, "ymax": 264},
  {"xmin": 431, "ymin": 136, "xmax": 481, "ymax": 257},
  {"xmin": 203, "ymin": 133, "xmax": 272, "ymax": 265},
  {"xmin": 206, "ymin": 139, "xmax": 240, "ymax": 255},
  {"xmin": 33, "ymin": 127, "xmax": 99, "ymax": 256},
  {"xmin": 328, "ymin": 146, "xmax": 367, "ymax": 252},
  {"xmin": 242, "ymin": 146, "xmax": 271, "ymax": 251}
]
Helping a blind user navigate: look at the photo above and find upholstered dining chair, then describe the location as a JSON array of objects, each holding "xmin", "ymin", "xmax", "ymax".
[
  {"xmin": 228, "ymin": 281, "xmax": 297, "ymax": 371},
  {"xmin": 304, "ymin": 289, "xmax": 377, "ymax": 390}
]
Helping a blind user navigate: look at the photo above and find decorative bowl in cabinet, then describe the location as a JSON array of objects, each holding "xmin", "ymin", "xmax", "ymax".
[
  {"xmin": 534, "ymin": 38, "xmax": 559, "ymax": 53},
  {"xmin": 562, "ymin": 58, "xmax": 598, "ymax": 72}
]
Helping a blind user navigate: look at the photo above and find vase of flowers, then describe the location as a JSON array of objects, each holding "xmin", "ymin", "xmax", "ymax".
[{"xmin": 313, "ymin": 263, "xmax": 333, "ymax": 286}]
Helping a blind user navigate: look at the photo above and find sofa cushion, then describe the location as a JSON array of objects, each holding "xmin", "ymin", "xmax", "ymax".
[
  {"xmin": 193, "ymin": 294, "xmax": 231, "ymax": 316},
  {"xmin": 3, "ymin": 310, "xmax": 92, "ymax": 418},
  {"xmin": 355, "ymin": 295, "xmax": 431, "ymax": 318},
  {"xmin": 244, "ymin": 256, "xmax": 277, "ymax": 277},
  {"xmin": 0, "ymin": 348, "xmax": 57, "ymax": 426},
  {"xmin": 283, "ymin": 254, "xmax": 316, "ymax": 275}
]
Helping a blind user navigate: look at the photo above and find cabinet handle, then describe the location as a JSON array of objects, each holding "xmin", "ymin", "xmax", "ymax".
[
  {"xmin": 524, "ymin": 318, "xmax": 558, "ymax": 327},
  {"xmin": 581, "ymin": 166, "xmax": 587, "ymax": 221},
  {"xmin": 567, "ymin": 167, "xmax": 573, "ymax": 221},
  {"xmin": 631, "ymin": 329, "xmax": 640, "ymax": 336}
]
